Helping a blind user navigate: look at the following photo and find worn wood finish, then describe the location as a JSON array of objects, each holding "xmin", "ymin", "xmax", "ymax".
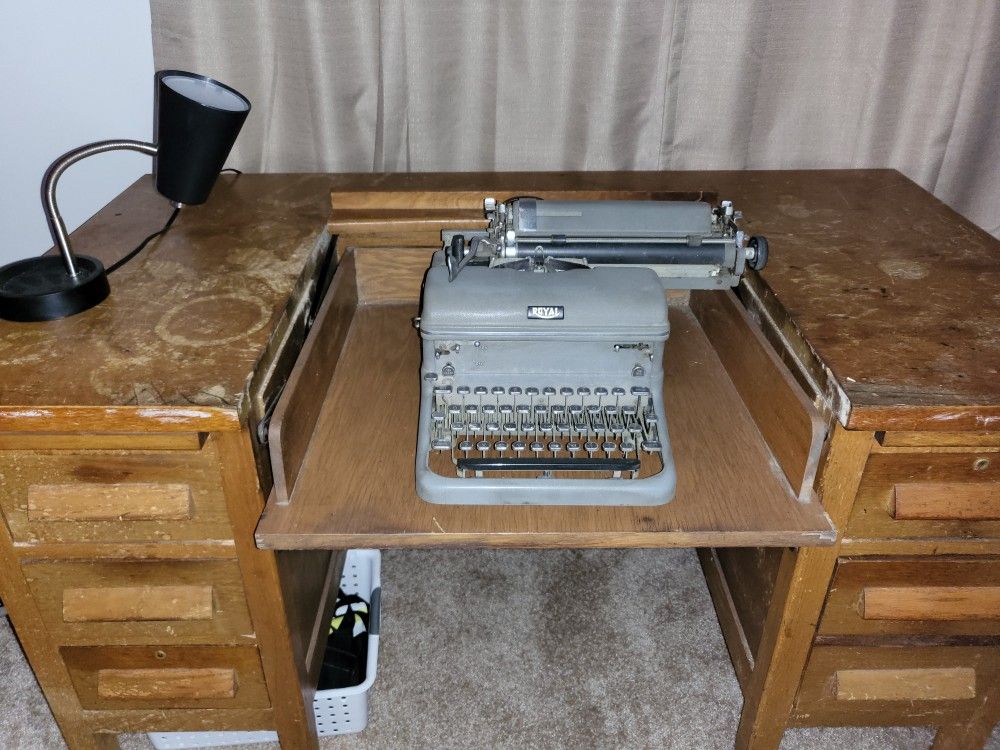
[
  {"xmin": 330, "ymin": 187, "xmax": 718, "ymax": 212},
  {"xmin": 96, "ymin": 667, "xmax": 236, "ymax": 701},
  {"xmin": 698, "ymin": 548, "xmax": 754, "ymax": 689},
  {"xmin": 733, "ymin": 426, "xmax": 872, "ymax": 750},
  {"xmin": 932, "ymin": 679, "xmax": 1000, "ymax": 750},
  {"xmin": 269, "ymin": 252, "xmax": 358, "ymax": 506},
  {"xmin": 0, "ymin": 407, "xmax": 239, "ymax": 434},
  {"xmin": 0, "ymin": 432, "xmax": 205, "ymax": 451},
  {"xmin": 275, "ymin": 547, "xmax": 345, "ymax": 696},
  {"xmin": 257, "ymin": 299, "xmax": 833, "ymax": 549},
  {"xmin": 691, "ymin": 289, "xmax": 824, "ymax": 499},
  {"xmin": 322, "ymin": 169, "xmax": 1000, "ymax": 431},
  {"xmin": 0, "ymin": 448, "xmax": 232, "ymax": 546},
  {"xmin": 28, "ymin": 483, "xmax": 192, "ymax": 522},
  {"xmin": 893, "ymin": 482, "xmax": 1000, "ymax": 521},
  {"xmin": 23, "ymin": 559, "xmax": 252, "ymax": 644},
  {"xmin": 62, "ymin": 644, "xmax": 269, "ymax": 710},
  {"xmin": 818, "ymin": 558, "xmax": 1000, "ymax": 637},
  {"xmin": 834, "ymin": 667, "xmax": 976, "ymax": 702},
  {"xmin": 844, "ymin": 452, "xmax": 1000, "ymax": 550},
  {"xmin": 216, "ymin": 430, "xmax": 320, "ymax": 748},
  {"xmin": 790, "ymin": 645, "xmax": 999, "ymax": 726},
  {"xmin": 712, "ymin": 547, "xmax": 784, "ymax": 661},
  {"xmin": 881, "ymin": 432, "xmax": 1000, "ymax": 448},
  {"xmin": 0, "ymin": 174, "xmax": 331, "ymax": 414},
  {"xmin": 864, "ymin": 586, "xmax": 1000, "ymax": 622},
  {"xmin": 63, "ymin": 585, "xmax": 214, "ymax": 623}
]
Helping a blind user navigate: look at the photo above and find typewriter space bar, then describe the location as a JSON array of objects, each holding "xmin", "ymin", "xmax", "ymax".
[{"xmin": 456, "ymin": 457, "xmax": 641, "ymax": 473}]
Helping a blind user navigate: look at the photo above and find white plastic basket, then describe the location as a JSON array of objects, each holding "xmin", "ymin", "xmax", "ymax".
[{"xmin": 149, "ymin": 549, "xmax": 381, "ymax": 750}]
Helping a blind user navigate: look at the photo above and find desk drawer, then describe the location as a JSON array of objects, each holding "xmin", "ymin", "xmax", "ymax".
[
  {"xmin": 23, "ymin": 559, "xmax": 253, "ymax": 645},
  {"xmin": 61, "ymin": 645, "xmax": 270, "ymax": 710},
  {"xmin": 792, "ymin": 645, "xmax": 998, "ymax": 726},
  {"xmin": 819, "ymin": 557, "xmax": 1000, "ymax": 638},
  {"xmin": 844, "ymin": 451, "xmax": 1000, "ymax": 544},
  {"xmin": 0, "ymin": 442, "xmax": 233, "ymax": 545}
]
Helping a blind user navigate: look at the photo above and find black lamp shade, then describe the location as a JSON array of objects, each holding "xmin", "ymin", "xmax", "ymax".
[{"xmin": 154, "ymin": 71, "xmax": 250, "ymax": 205}]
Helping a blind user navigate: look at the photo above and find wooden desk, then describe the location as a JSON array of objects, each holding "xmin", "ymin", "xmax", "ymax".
[{"xmin": 0, "ymin": 170, "xmax": 996, "ymax": 750}]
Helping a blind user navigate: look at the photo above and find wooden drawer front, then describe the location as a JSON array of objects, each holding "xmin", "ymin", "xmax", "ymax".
[
  {"xmin": 845, "ymin": 451, "xmax": 1000, "ymax": 544},
  {"xmin": 792, "ymin": 646, "xmax": 999, "ymax": 726},
  {"xmin": 0, "ymin": 442, "xmax": 233, "ymax": 544},
  {"xmin": 62, "ymin": 645, "xmax": 270, "ymax": 710},
  {"xmin": 23, "ymin": 559, "xmax": 253, "ymax": 645},
  {"xmin": 819, "ymin": 557, "xmax": 1000, "ymax": 638}
]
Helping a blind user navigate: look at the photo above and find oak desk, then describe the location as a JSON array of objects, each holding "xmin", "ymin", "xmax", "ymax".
[{"xmin": 1, "ymin": 171, "xmax": 996, "ymax": 750}]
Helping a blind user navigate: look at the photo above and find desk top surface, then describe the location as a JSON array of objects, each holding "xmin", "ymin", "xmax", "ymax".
[{"xmin": 1, "ymin": 170, "xmax": 996, "ymax": 431}]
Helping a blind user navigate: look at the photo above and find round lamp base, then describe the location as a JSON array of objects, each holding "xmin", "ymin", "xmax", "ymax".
[{"xmin": 0, "ymin": 255, "xmax": 109, "ymax": 322}]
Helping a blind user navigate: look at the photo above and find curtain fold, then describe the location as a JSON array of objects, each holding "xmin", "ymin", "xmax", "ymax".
[{"xmin": 151, "ymin": 0, "xmax": 999, "ymax": 236}]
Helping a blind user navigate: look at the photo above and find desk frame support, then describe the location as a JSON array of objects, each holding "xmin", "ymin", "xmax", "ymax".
[{"xmin": 734, "ymin": 425, "xmax": 871, "ymax": 750}]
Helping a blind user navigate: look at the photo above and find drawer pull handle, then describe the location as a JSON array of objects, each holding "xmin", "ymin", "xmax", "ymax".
[
  {"xmin": 834, "ymin": 667, "xmax": 976, "ymax": 701},
  {"xmin": 892, "ymin": 482, "xmax": 1000, "ymax": 521},
  {"xmin": 97, "ymin": 667, "xmax": 236, "ymax": 700},
  {"xmin": 63, "ymin": 585, "xmax": 214, "ymax": 623},
  {"xmin": 862, "ymin": 586, "xmax": 1000, "ymax": 621},
  {"xmin": 27, "ymin": 483, "xmax": 192, "ymax": 522}
]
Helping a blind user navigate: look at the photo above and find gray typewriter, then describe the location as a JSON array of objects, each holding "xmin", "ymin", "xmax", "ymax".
[{"xmin": 415, "ymin": 197, "xmax": 768, "ymax": 506}]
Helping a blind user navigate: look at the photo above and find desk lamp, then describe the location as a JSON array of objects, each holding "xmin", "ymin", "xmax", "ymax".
[{"xmin": 0, "ymin": 70, "xmax": 251, "ymax": 322}]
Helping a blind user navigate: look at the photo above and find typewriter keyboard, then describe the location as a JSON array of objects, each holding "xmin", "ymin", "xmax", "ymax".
[{"xmin": 426, "ymin": 384, "xmax": 664, "ymax": 479}]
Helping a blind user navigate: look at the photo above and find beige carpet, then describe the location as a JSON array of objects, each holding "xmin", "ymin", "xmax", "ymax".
[{"xmin": 2, "ymin": 549, "xmax": 998, "ymax": 750}]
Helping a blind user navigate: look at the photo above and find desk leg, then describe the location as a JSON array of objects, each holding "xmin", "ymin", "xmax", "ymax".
[
  {"xmin": 734, "ymin": 427, "xmax": 871, "ymax": 750},
  {"xmin": 931, "ymin": 681, "xmax": 999, "ymax": 750},
  {"xmin": 217, "ymin": 431, "xmax": 320, "ymax": 750}
]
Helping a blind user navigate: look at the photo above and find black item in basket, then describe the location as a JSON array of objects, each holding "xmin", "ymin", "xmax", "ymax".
[{"xmin": 318, "ymin": 589, "xmax": 370, "ymax": 690}]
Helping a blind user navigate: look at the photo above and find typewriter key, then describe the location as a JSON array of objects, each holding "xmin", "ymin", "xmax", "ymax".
[
  {"xmin": 457, "ymin": 385, "xmax": 471, "ymax": 395},
  {"xmin": 594, "ymin": 387, "xmax": 609, "ymax": 396},
  {"xmin": 560, "ymin": 387, "xmax": 574, "ymax": 396},
  {"xmin": 477, "ymin": 440, "xmax": 491, "ymax": 453},
  {"xmin": 566, "ymin": 441, "xmax": 581, "ymax": 454},
  {"xmin": 612, "ymin": 387, "xmax": 626, "ymax": 396},
  {"xmin": 525, "ymin": 387, "xmax": 539, "ymax": 396},
  {"xmin": 509, "ymin": 386, "xmax": 522, "ymax": 395},
  {"xmin": 459, "ymin": 440, "xmax": 473, "ymax": 453},
  {"xmin": 474, "ymin": 386, "xmax": 488, "ymax": 395},
  {"xmin": 512, "ymin": 440, "xmax": 527, "ymax": 452},
  {"xmin": 542, "ymin": 386, "xmax": 556, "ymax": 395},
  {"xmin": 486, "ymin": 421, "xmax": 500, "ymax": 433},
  {"xmin": 577, "ymin": 386, "xmax": 591, "ymax": 396},
  {"xmin": 602, "ymin": 441, "xmax": 617, "ymax": 454},
  {"xmin": 548, "ymin": 441, "xmax": 561, "ymax": 453},
  {"xmin": 492, "ymin": 386, "xmax": 505, "ymax": 395},
  {"xmin": 530, "ymin": 441, "xmax": 544, "ymax": 453},
  {"xmin": 495, "ymin": 440, "xmax": 509, "ymax": 452},
  {"xmin": 584, "ymin": 441, "xmax": 599, "ymax": 456}
]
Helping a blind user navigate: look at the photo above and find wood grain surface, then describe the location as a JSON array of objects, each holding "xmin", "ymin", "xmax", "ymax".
[
  {"xmin": 791, "ymin": 645, "xmax": 999, "ymax": 726},
  {"xmin": 256, "ymin": 300, "xmax": 834, "ymax": 549},
  {"xmin": 2, "ymin": 170, "xmax": 994, "ymax": 432},
  {"xmin": 0, "ymin": 174, "xmax": 330, "ymax": 414},
  {"xmin": 324, "ymin": 170, "xmax": 1000, "ymax": 431},
  {"xmin": 691, "ymin": 289, "xmax": 824, "ymax": 499},
  {"xmin": 844, "ymin": 451, "xmax": 1000, "ymax": 552},
  {"xmin": 818, "ymin": 557, "xmax": 1000, "ymax": 638}
]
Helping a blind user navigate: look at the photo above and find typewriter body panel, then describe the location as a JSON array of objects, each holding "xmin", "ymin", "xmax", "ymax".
[
  {"xmin": 416, "ymin": 252, "xmax": 674, "ymax": 506},
  {"xmin": 416, "ymin": 197, "xmax": 766, "ymax": 506}
]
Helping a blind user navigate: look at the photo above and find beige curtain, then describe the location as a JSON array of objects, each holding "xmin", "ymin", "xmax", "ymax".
[{"xmin": 151, "ymin": 0, "xmax": 999, "ymax": 237}]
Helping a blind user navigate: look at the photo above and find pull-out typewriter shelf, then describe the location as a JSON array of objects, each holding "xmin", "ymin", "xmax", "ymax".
[{"xmin": 256, "ymin": 247, "xmax": 834, "ymax": 550}]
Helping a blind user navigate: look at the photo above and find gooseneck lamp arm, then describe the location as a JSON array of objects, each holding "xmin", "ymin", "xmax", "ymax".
[{"xmin": 42, "ymin": 139, "xmax": 158, "ymax": 278}]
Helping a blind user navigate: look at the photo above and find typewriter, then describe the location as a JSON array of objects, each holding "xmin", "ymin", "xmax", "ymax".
[{"xmin": 415, "ymin": 197, "xmax": 768, "ymax": 506}]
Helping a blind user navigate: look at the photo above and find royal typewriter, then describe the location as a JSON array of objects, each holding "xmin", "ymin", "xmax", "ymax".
[{"xmin": 415, "ymin": 197, "xmax": 768, "ymax": 506}]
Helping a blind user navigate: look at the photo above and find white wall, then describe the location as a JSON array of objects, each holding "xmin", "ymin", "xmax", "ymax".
[{"xmin": 0, "ymin": 2, "xmax": 154, "ymax": 266}]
